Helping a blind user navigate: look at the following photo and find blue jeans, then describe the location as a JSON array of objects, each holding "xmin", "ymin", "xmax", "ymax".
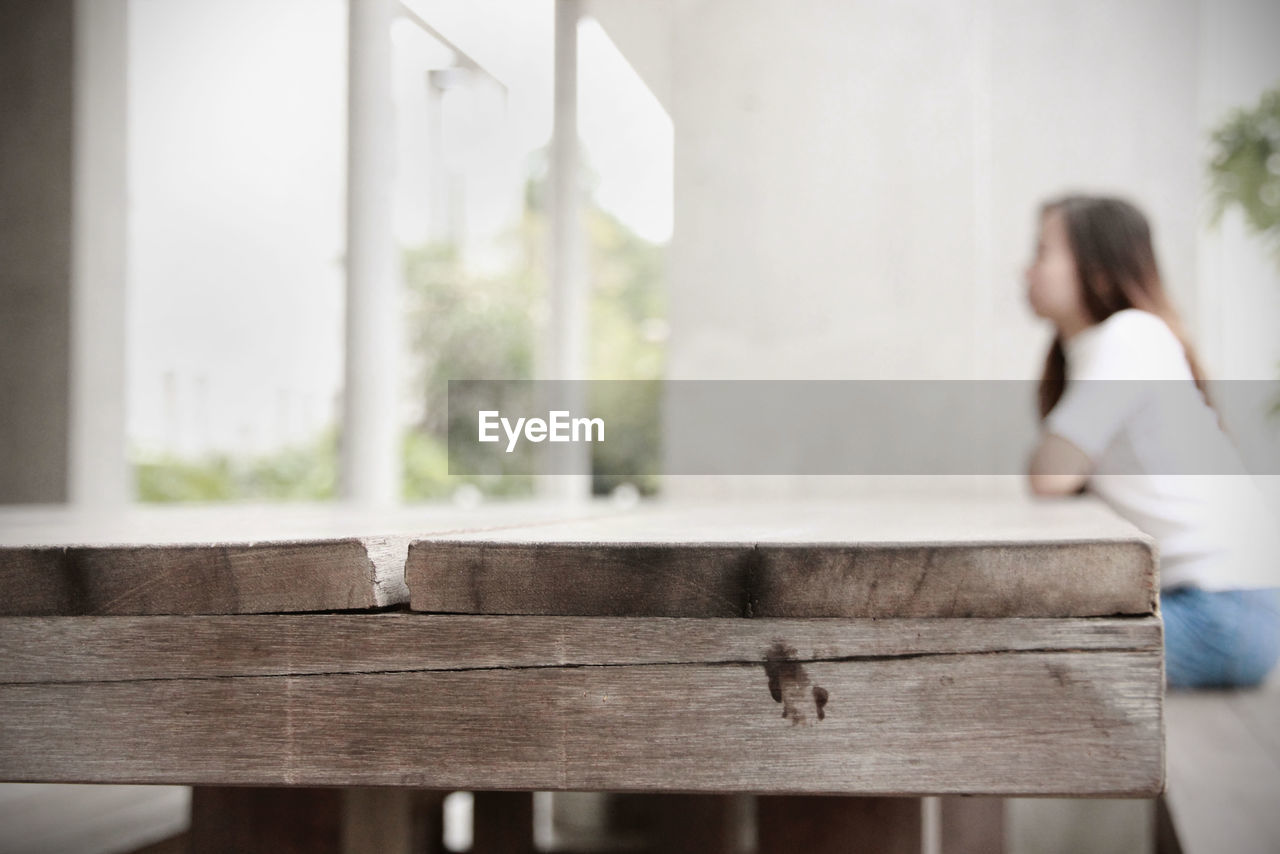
[{"xmin": 1162, "ymin": 586, "xmax": 1280, "ymax": 688}]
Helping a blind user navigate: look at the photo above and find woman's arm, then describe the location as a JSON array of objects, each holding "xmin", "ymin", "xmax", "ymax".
[{"xmin": 1027, "ymin": 432, "xmax": 1093, "ymax": 496}]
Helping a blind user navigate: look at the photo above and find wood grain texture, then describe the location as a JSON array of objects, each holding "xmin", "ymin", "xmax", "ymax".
[
  {"xmin": 0, "ymin": 501, "xmax": 628, "ymax": 616},
  {"xmin": 0, "ymin": 613, "xmax": 1162, "ymax": 683},
  {"xmin": 0, "ymin": 538, "xmax": 406, "ymax": 616},
  {"xmin": 0, "ymin": 615, "xmax": 1163, "ymax": 796},
  {"xmin": 406, "ymin": 497, "xmax": 1158, "ymax": 618}
]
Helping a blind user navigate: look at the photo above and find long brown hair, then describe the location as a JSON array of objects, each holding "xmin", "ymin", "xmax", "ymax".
[{"xmin": 1036, "ymin": 194, "xmax": 1212, "ymax": 418}]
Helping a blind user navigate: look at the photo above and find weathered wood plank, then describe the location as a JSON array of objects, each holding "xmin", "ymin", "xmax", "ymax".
[
  {"xmin": 0, "ymin": 502, "xmax": 627, "ymax": 616},
  {"xmin": 0, "ymin": 538, "xmax": 406, "ymax": 616},
  {"xmin": 406, "ymin": 497, "xmax": 1158, "ymax": 618},
  {"xmin": 0, "ymin": 498, "xmax": 1155, "ymax": 617},
  {"xmin": 0, "ymin": 502, "xmax": 630, "ymax": 548},
  {"xmin": 0, "ymin": 628, "xmax": 1164, "ymax": 795},
  {"xmin": 0, "ymin": 613, "xmax": 1161, "ymax": 683}
]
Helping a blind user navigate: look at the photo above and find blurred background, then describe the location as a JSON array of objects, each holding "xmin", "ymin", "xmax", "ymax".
[
  {"xmin": 2, "ymin": 0, "xmax": 1278, "ymax": 512},
  {"xmin": 2, "ymin": 0, "xmax": 1279, "ymax": 852}
]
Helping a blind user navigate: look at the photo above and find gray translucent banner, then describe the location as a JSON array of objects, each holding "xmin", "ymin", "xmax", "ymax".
[{"xmin": 446, "ymin": 380, "xmax": 1280, "ymax": 476}]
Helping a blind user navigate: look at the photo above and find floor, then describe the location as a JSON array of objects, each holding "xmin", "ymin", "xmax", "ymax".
[{"xmin": 0, "ymin": 784, "xmax": 189, "ymax": 854}]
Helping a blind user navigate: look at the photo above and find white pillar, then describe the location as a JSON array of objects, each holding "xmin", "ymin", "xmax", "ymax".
[
  {"xmin": 540, "ymin": 0, "xmax": 592, "ymax": 502},
  {"xmin": 69, "ymin": 0, "xmax": 130, "ymax": 508},
  {"xmin": 425, "ymin": 71, "xmax": 448, "ymax": 243},
  {"xmin": 343, "ymin": 0, "xmax": 401, "ymax": 506}
]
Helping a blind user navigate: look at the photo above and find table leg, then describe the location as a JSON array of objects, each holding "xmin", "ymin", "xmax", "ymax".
[
  {"xmin": 940, "ymin": 796, "xmax": 1005, "ymax": 854},
  {"xmin": 190, "ymin": 787, "xmax": 341, "ymax": 854},
  {"xmin": 1155, "ymin": 794, "xmax": 1183, "ymax": 854},
  {"xmin": 472, "ymin": 790, "xmax": 535, "ymax": 853},
  {"xmin": 343, "ymin": 788, "xmax": 439, "ymax": 854},
  {"xmin": 647, "ymin": 793, "xmax": 743, "ymax": 854},
  {"xmin": 757, "ymin": 795, "xmax": 922, "ymax": 854},
  {"xmin": 189, "ymin": 786, "xmax": 442, "ymax": 854}
]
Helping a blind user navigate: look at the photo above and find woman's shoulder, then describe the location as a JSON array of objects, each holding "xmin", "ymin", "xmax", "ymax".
[
  {"xmin": 1068, "ymin": 308, "xmax": 1190, "ymax": 379},
  {"xmin": 1098, "ymin": 308, "xmax": 1173, "ymax": 337},
  {"xmin": 1092, "ymin": 308, "xmax": 1184, "ymax": 355}
]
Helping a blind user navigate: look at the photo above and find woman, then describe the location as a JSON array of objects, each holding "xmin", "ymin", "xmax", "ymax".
[{"xmin": 1024, "ymin": 193, "xmax": 1280, "ymax": 689}]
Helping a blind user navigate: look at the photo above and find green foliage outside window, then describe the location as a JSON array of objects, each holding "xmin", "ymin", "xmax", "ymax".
[
  {"xmin": 402, "ymin": 168, "xmax": 667, "ymax": 500},
  {"xmin": 135, "ymin": 427, "xmax": 338, "ymax": 502},
  {"xmin": 136, "ymin": 161, "xmax": 668, "ymax": 503}
]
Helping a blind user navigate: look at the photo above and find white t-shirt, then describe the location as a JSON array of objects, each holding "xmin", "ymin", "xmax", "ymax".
[{"xmin": 1044, "ymin": 308, "xmax": 1280, "ymax": 591}]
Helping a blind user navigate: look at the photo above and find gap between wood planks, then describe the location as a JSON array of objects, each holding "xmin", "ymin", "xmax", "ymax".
[{"xmin": 0, "ymin": 645, "xmax": 1158, "ymax": 688}]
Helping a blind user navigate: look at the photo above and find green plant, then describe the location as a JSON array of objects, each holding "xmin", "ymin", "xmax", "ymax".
[
  {"xmin": 401, "ymin": 237, "xmax": 541, "ymax": 501},
  {"xmin": 1207, "ymin": 85, "xmax": 1280, "ymax": 263},
  {"xmin": 134, "ymin": 427, "xmax": 337, "ymax": 503},
  {"xmin": 585, "ymin": 207, "xmax": 666, "ymax": 496},
  {"xmin": 403, "ymin": 157, "xmax": 667, "ymax": 499},
  {"xmin": 1207, "ymin": 84, "xmax": 1280, "ymax": 416}
]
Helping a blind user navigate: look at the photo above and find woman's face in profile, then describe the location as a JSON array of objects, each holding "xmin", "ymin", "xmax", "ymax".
[{"xmin": 1025, "ymin": 208, "xmax": 1084, "ymax": 324}]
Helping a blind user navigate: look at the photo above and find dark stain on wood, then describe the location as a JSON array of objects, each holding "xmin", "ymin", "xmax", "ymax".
[
  {"xmin": 812, "ymin": 686, "xmax": 829, "ymax": 721},
  {"xmin": 60, "ymin": 549, "xmax": 92, "ymax": 616},
  {"xmin": 733, "ymin": 546, "xmax": 765, "ymax": 618},
  {"xmin": 764, "ymin": 641, "xmax": 828, "ymax": 725}
]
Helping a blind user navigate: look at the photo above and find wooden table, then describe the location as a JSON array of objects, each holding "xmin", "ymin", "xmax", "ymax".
[{"xmin": 0, "ymin": 496, "xmax": 1165, "ymax": 853}]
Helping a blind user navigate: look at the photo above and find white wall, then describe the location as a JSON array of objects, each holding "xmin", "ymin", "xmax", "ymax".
[
  {"xmin": 667, "ymin": 0, "xmax": 984, "ymax": 383},
  {"xmin": 588, "ymin": 0, "xmax": 1279, "ymax": 503}
]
